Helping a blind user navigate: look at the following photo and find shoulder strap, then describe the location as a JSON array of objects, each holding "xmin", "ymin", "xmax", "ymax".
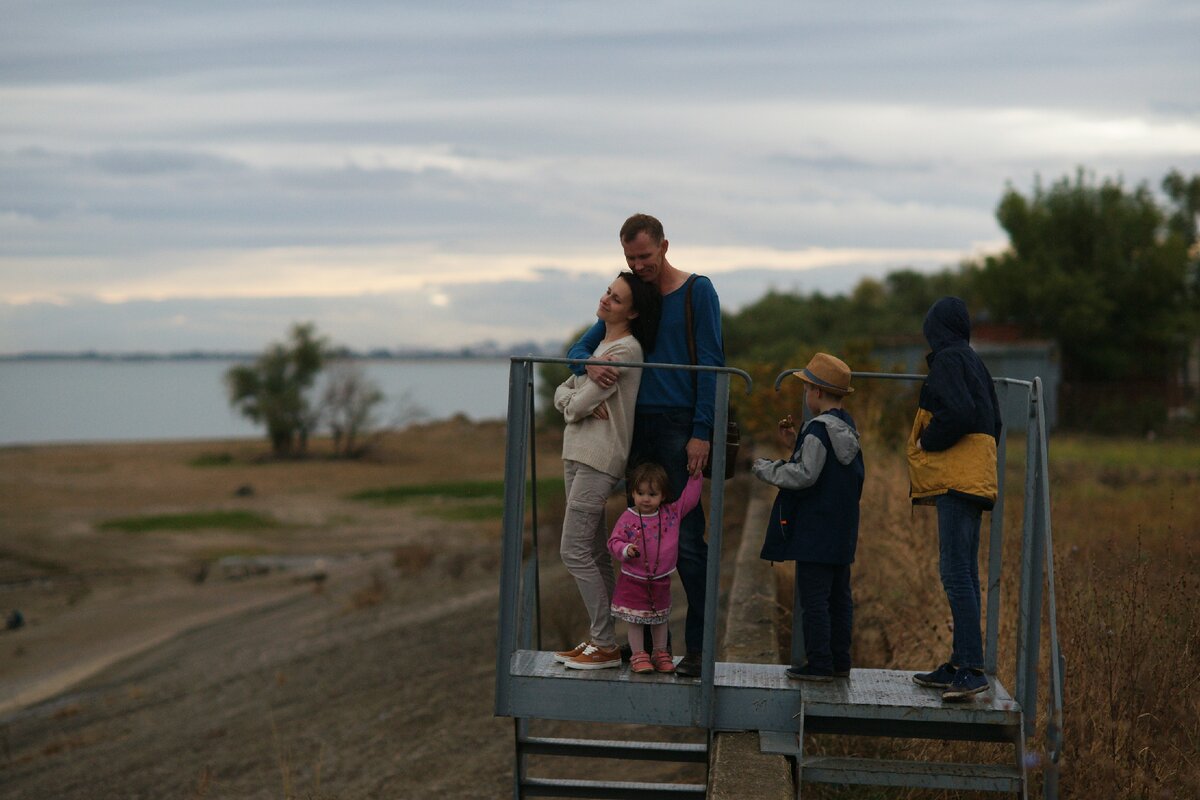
[{"xmin": 683, "ymin": 274, "xmax": 699, "ymax": 365}]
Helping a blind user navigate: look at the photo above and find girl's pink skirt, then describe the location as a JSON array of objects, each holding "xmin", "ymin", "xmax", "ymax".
[{"xmin": 611, "ymin": 573, "xmax": 672, "ymax": 626}]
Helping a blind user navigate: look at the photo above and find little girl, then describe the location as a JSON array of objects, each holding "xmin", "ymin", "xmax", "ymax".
[{"xmin": 608, "ymin": 462, "xmax": 704, "ymax": 674}]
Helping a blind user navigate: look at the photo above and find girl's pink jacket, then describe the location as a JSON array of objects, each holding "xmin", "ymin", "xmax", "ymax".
[{"xmin": 607, "ymin": 473, "xmax": 704, "ymax": 580}]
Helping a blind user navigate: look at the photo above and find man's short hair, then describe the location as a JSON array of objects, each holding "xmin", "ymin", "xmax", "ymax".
[{"xmin": 620, "ymin": 213, "xmax": 665, "ymax": 245}]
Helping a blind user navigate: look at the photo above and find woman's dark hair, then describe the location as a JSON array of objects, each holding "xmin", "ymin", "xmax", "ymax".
[{"xmin": 618, "ymin": 271, "xmax": 661, "ymax": 355}]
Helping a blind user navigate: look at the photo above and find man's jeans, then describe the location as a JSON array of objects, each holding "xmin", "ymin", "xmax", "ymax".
[
  {"xmin": 936, "ymin": 493, "xmax": 985, "ymax": 671},
  {"xmin": 630, "ymin": 409, "xmax": 707, "ymax": 654}
]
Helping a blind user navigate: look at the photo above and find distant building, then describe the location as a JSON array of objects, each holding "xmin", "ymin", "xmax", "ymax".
[{"xmin": 873, "ymin": 324, "xmax": 1060, "ymax": 432}]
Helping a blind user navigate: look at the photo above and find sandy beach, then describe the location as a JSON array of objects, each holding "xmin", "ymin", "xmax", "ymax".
[
  {"xmin": 0, "ymin": 421, "xmax": 539, "ymax": 798},
  {"xmin": 1, "ymin": 420, "xmax": 736, "ymax": 798}
]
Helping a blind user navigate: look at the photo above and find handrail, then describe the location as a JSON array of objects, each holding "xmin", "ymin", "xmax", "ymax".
[
  {"xmin": 498, "ymin": 355, "xmax": 746, "ymax": 729},
  {"xmin": 774, "ymin": 368, "xmax": 1034, "ymax": 391},
  {"xmin": 523, "ymin": 355, "xmax": 755, "ymax": 394}
]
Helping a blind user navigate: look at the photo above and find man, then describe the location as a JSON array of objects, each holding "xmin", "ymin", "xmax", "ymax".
[{"xmin": 568, "ymin": 213, "xmax": 724, "ymax": 677}]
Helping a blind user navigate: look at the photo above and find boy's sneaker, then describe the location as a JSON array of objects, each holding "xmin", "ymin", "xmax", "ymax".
[
  {"xmin": 913, "ymin": 662, "xmax": 957, "ymax": 688},
  {"xmin": 942, "ymin": 667, "xmax": 988, "ymax": 701},
  {"xmin": 785, "ymin": 664, "xmax": 834, "ymax": 682},
  {"xmin": 565, "ymin": 644, "xmax": 622, "ymax": 670},
  {"xmin": 554, "ymin": 641, "xmax": 589, "ymax": 664}
]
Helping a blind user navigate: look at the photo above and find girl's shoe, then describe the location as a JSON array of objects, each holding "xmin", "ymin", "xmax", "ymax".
[
  {"xmin": 651, "ymin": 649, "xmax": 675, "ymax": 673},
  {"xmin": 629, "ymin": 651, "xmax": 653, "ymax": 674}
]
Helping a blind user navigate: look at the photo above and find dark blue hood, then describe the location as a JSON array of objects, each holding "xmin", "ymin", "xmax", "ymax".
[{"xmin": 923, "ymin": 296, "xmax": 971, "ymax": 353}]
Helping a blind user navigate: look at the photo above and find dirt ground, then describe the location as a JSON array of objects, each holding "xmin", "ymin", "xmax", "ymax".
[{"xmin": 0, "ymin": 420, "xmax": 743, "ymax": 799}]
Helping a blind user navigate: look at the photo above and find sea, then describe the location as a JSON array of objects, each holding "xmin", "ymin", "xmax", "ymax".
[{"xmin": 0, "ymin": 358, "xmax": 518, "ymax": 446}]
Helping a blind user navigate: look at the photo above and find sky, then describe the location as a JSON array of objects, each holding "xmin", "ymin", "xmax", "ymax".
[{"xmin": 2, "ymin": 1, "xmax": 1198, "ymax": 354}]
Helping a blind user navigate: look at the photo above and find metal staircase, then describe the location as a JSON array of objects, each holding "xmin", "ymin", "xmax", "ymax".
[
  {"xmin": 514, "ymin": 718, "xmax": 708, "ymax": 799},
  {"xmin": 494, "ymin": 357, "xmax": 1063, "ymax": 799}
]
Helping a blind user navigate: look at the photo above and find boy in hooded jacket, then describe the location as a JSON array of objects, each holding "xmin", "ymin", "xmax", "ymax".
[
  {"xmin": 752, "ymin": 353, "xmax": 864, "ymax": 681},
  {"xmin": 908, "ymin": 296, "xmax": 1003, "ymax": 701}
]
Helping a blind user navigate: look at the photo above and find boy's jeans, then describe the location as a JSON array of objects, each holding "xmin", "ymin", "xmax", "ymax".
[
  {"xmin": 630, "ymin": 409, "xmax": 707, "ymax": 655},
  {"xmin": 936, "ymin": 493, "xmax": 985, "ymax": 671},
  {"xmin": 793, "ymin": 561, "xmax": 853, "ymax": 672}
]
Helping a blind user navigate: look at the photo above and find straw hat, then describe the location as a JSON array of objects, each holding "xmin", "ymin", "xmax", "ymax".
[{"xmin": 796, "ymin": 352, "xmax": 854, "ymax": 395}]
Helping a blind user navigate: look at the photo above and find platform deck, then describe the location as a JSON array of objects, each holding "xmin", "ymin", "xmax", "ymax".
[{"xmin": 503, "ymin": 650, "xmax": 1021, "ymax": 738}]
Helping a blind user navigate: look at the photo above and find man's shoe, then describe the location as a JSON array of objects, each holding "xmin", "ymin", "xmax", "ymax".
[
  {"xmin": 674, "ymin": 651, "xmax": 702, "ymax": 677},
  {"xmin": 833, "ymin": 668, "xmax": 851, "ymax": 678},
  {"xmin": 786, "ymin": 664, "xmax": 834, "ymax": 682},
  {"xmin": 554, "ymin": 641, "xmax": 589, "ymax": 664},
  {"xmin": 913, "ymin": 662, "xmax": 958, "ymax": 689},
  {"xmin": 565, "ymin": 644, "xmax": 622, "ymax": 670},
  {"xmin": 942, "ymin": 667, "xmax": 988, "ymax": 701}
]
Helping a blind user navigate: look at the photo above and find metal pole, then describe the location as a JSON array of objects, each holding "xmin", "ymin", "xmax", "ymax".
[
  {"xmin": 495, "ymin": 359, "xmax": 532, "ymax": 716},
  {"xmin": 984, "ymin": 383, "xmax": 1017, "ymax": 675},
  {"xmin": 1018, "ymin": 385, "xmax": 1046, "ymax": 737},
  {"xmin": 526, "ymin": 367, "xmax": 542, "ymax": 652},
  {"xmin": 1034, "ymin": 378, "xmax": 1063, "ymax": 800},
  {"xmin": 699, "ymin": 370, "xmax": 731, "ymax": 728}
]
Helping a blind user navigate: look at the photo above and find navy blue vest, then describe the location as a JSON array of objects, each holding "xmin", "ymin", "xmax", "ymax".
[{"xmin": 759, "ymin": 413, "xmax": 864, "ymax": 565}]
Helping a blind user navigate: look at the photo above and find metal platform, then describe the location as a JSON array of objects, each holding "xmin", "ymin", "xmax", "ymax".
[
  {"xmin": 505, "ymin": 652, "xmax": 1022, "ymax": 738},
  {"xmin": 495, "ymin": 359, "xmax": 1062, "ymax": 798}
]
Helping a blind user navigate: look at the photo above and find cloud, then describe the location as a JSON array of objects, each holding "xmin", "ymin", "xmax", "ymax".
[{"xmin": 1, "ymin": 1, "xmax": 1196, "ymax": 351}]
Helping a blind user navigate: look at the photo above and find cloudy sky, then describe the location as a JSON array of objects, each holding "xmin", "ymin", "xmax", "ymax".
[{"xmin": 2, "ymin": 1, "xmax": 1198, "ymax": 353}]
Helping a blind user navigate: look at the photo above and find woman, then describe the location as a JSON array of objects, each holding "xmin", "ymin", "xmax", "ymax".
[{"xmin": 552, "ymin": 271, "xmax": 661, "ymax": 670}]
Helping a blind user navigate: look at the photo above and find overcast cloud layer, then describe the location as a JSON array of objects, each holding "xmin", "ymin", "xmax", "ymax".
[{"xmin": 3, "ymin": 1, "xmax": 1198, "ymax": 352}]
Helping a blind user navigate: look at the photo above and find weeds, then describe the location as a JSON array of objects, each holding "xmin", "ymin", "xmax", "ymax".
[
  {"xmin": 99, "ymin": 510, "xmax": 281, "ymax": 533},
  {"xmin": 772, "ymin": 436, "xmax": 1200, "ymax": 797}
]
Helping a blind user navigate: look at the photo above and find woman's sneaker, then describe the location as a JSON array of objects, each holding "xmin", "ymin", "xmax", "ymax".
[
  {"xmin": 565, "ymin": 644, "xmax": 622, "ymax": 670},
  {"xmin": 554, "ymin": 642, "xmax": 589, "ymax": 664},
  {"xmin": 913, "ymin": 662, "xmax": 957, "ymax": 688},
  {"xmin": 942, "ymin": 668, "xmax": 989, "ymax": 701}
]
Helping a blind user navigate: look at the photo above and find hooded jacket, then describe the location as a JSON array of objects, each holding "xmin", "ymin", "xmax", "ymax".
[
  {"xmin": 907, "ymin": 297, "xmax": 1003, "ymax": 508},
  {"xmin": 753, "ymin": 408, "xmax": 864, "ymax": 564}
]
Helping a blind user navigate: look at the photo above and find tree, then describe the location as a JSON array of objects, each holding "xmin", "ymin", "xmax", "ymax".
[
  {"xmin": 318, "ymin": 360, "xmax": 385, "ymax": 457},
  {"xmin": 977, "ymin": 168, "xmax": 1198, "ymax": 385},
  {"xmin": 226, "ymin": 323, "xmax": 327, "ymax": 456}
]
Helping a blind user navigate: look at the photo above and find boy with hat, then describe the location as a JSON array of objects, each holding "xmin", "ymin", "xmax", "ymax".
[{"xmin": 752, "ymin": 353, "xmax": 865, "ymax": 680}]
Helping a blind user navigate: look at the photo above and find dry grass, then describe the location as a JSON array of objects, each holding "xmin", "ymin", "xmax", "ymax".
[{"xmin": 773, "ymin": 436, "xmax": 1200, "ymax": 799}]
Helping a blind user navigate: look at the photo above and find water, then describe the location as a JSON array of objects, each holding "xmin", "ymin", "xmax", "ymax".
[{"xmin": 0, "ymin": 358, "xmax": 515, "ymax": 445}]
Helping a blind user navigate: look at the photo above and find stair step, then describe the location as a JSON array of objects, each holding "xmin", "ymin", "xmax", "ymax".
[
  {"xmin": 521, "ymin": 776, "xmax": 707, "ymax": 798},
  {"xmin": 519, "ymin": 736, "xmax": 707, "ymax": 763},
  {"xmin": 801, "ymin": 756, "xmax": 1024, "ymax": 793}
]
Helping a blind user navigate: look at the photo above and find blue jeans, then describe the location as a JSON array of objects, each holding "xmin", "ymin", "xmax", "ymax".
[
  {"xmin": 936, "ymin": 493, "xmax": 984, "ymax": 671},
  {"xmin": 793, "ymin": 562, "xmax": 852, "ymax": 672},
  {"xmin": 629, "ymin": 409, "xmax": 707, "ymax": 654}
]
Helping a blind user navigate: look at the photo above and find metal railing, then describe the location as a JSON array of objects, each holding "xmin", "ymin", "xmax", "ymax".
[
  {"xmin": 495, "ymin": 356, "xmax": 752, "ymax": 729},
  {"xmin": 773, "ymin": 368, "xmax": 1064, "ymax": 796}
]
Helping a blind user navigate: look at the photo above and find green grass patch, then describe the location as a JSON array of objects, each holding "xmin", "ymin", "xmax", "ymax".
[
  {"xmin": 99, "ymin": 510, "xmax": 281, "ymax": 533},
  {"xmin": 188, "ymin": 452, "xmax": 235, "ymax": 467},
  {"xmin": 425, "ymin": 502, "xmax": 506, "ymax": 522},
  {"xmin": 1050, "ymin": 434, "xmax": 1200, "ymax": 471},
  {"xmin": 349, "ymin": 477, "xmax": 564, "ymax": 505}
]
